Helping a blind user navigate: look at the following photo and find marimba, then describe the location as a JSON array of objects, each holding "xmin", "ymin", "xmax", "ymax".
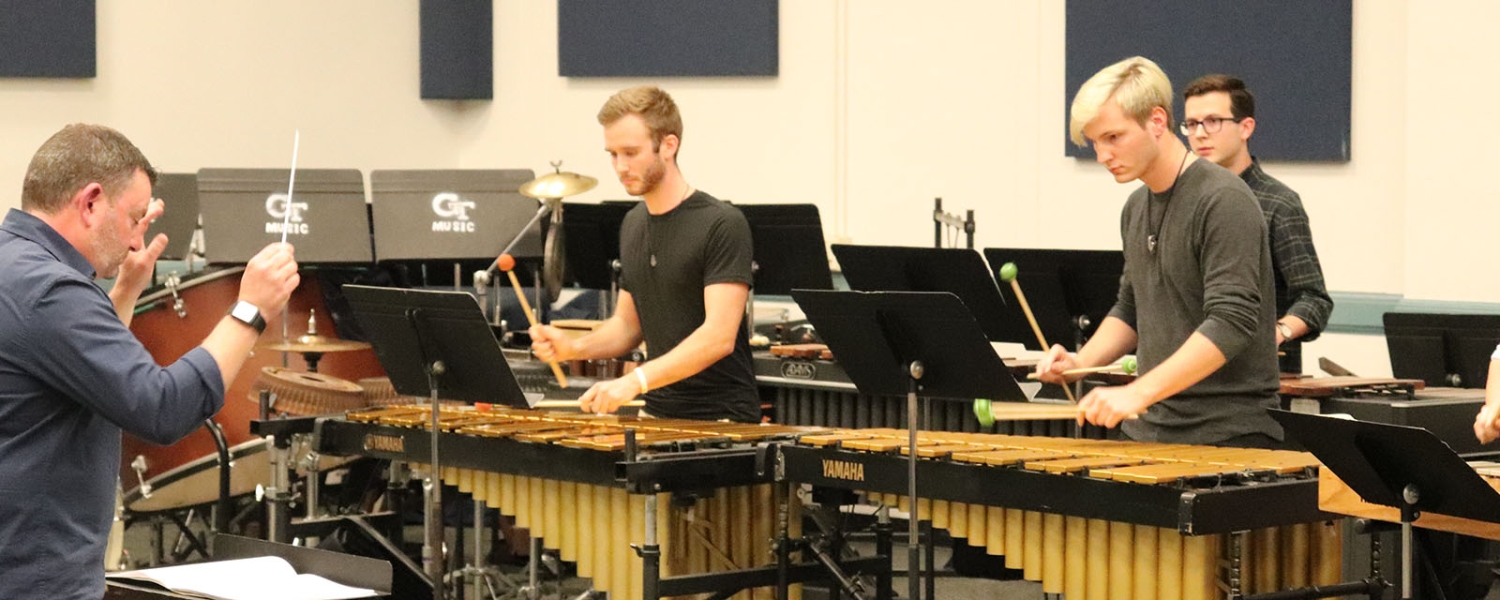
[
  {"xmin": 320, "ymin": 405, "xmax": 829, "ymax": 600},
  {"xmin": 774, "ymin": 429, "xmax": 1342, "ymax": 600}
]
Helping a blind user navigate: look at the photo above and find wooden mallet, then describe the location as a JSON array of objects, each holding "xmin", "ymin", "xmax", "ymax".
[
  {"xmin": 999, "ymin": 262, "xmax": 1076, "ymax": 403},
  {"xmin": 498, "ymin": 253, "xmax": 569, "ymax": 389},
  {"xmin": 1026, "ymin": 356, "xmax": 1138, "ymax": 380},
  {"xmin": 532, "ymin": 399, "xmax": 643, "ymax": 410}
]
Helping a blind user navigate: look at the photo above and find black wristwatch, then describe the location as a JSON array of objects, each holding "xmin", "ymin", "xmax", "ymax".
[{"xmin": 228, "ymin": 301, "xmax": 267, "ymax": 334}]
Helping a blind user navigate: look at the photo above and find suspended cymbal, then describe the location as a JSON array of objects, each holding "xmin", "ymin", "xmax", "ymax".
[
  {"xmin": 259, "ymin": 334, "xmax": 371, "ymax": 354},
  {"xmin": 519, "ymin": 162, "xmax": 598, "ymax": 199}
]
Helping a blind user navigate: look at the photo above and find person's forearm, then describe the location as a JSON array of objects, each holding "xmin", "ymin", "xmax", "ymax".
[
  {"xmin": 110, "ymin": 284, "xmax": 146, "ymax": 327},
  {"xmin": 1277, "ymin": 314, "xmax": 1310, "ymax": 344},
  {"xmin": 634, "ymin": 325, "xmax": 736, "ymax": 391},
  {"xmin": 199, "ymin": 317, "xmax": 262, "ymax": 388},
  {"xmin": 568, "ymin": 314, "xmax": 644, "ymax": 361},
  {"xmin": 1128, "ymin": 332, "xmax": 1227, "ymax": 404},
  {"xmin": 1074, "ymin": 316, "xmax": 1138, "ymax": 369}
]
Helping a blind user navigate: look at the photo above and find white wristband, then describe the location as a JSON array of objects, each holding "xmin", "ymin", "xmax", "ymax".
[{"xmin": 634, "ymin": 367, "xmax": 649, "ymax": 395}]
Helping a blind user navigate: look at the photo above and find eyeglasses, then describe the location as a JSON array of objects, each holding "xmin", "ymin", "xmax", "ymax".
[{"xmin": 1179, "ymin": 116, "xmax": 1244, "ymax": 135}]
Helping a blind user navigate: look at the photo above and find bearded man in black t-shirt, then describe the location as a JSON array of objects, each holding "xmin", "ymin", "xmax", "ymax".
[{"xmin": 530, "ymin": 86, "xmax": 760, "ymax": 422}]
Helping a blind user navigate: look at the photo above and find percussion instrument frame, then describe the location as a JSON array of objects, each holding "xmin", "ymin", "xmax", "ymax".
[
  {"xmin": 317, "ymin": 418, "xmax": 892, "ymax": 599},
  {"xmin": 773, "ymin": 443, "xmax": 1333, "ymax": 537}
]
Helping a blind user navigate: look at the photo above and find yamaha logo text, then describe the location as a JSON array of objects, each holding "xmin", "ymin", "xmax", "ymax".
[
  {"xmin": 822, "ymin": 459, "xmax": 865, "ymax": 482},
  {"xmin": 363, "ymin": 434, "xmax": 405, "ymax": 454}
]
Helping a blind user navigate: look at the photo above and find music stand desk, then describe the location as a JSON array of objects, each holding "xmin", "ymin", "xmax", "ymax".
[
  {"xmin": 343, "ymin": 285, "xmax": 534, "ymax": 598},
  {"xmin": 1272, "ymin": 409, "xmax": 1500, "ymax": 598},
  {"xmin": 791, "ymin": 289, "xmax": 1027, "ymax": 600},
  {"xmin": 831, "ymin": 245, "xmax": 1017, "ymax": 346}
]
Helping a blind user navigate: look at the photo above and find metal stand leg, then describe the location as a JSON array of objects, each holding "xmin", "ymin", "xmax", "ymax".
[
  {"xmin": 775, "ymin": 481, "xmax": 792, "ymax": 600},
  {"xmin": 473, "ymin": 501, "xmax": 485, "ymax": 600},
  {"xmin": 874, "ymin": 506, "xmax": 893, "ymax": 600},
  {"xmin": 905, "ymin": 366, "xmax": 922, "ymax": 600},
  {"xmin": 922, "ymin": 522, "xmax": 935, "ymax": 600},
  {"xmin": 266, "ymin": 435, "xmax": 292, "ymax": 545},
  {"xmin": 526, "ymin": 537, "xmax": 542, "ymax": 600},
  {"xmin": 638, "ymin": 494, "xmax": 661, "ymax": 600},
  {"xmin": 1400, "ymin": 484, "xmax": 1420, "ymax": 600}
]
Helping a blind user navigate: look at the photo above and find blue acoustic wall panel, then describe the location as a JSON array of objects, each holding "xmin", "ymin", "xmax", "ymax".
[
  {"xmin": 0, "ymin": 0, "xmax": 95, "ymax": 78},
  {"xmin": 559, "ymin": 0, "xmax": 778, "ymax": 77},
  {"xmin": 420, "ymin": 0, "xmax": 493, "ymax": 100},
  {"xmin": 1065, "ymin": 0, "xmax": 1351, "ymax": 162}
]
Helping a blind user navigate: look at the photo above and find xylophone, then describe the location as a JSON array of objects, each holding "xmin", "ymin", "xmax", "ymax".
[
  {"xmin": 775, "ymin": 429, "xmax": 1342, "ymax": 600},
  {"xmin": 318, "ymin": 405, "xmax": 828, "ymax": 600}
]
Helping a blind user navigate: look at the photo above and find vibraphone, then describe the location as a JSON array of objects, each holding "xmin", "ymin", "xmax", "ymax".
[
  {"xmin": 318, "ymin": 405, "xmax": 835, "ymax": 600},
  {"xmin": 756, "ymin": 347, "xmax": 1110, "ymax": 438},
  {"xmin": 774, "ymin": 429, "xmax": 1342, "ymax": 600}
]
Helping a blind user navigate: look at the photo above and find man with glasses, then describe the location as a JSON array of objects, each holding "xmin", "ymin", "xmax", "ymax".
[
  {"xmin": 1182, "ymin": 75, "xmax": 1332, "ymax": 374},
  {"xmin": 1038, "ymin": 57, "xmax": 1284, "ymax": 449}
]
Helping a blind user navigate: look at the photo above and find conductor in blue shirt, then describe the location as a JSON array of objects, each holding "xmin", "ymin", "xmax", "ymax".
[{"xmin": 0, "ymin": 123, "xmax": 301, "ymax": 599}]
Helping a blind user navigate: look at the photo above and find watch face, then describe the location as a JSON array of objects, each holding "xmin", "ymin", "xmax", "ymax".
[{"xmin": 232, "ymin": 302, "xmax": 258, "ymax": 321}]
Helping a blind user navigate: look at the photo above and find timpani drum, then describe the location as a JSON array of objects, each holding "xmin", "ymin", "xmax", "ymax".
[{"xmin": 121, "ymin": 267, "xmax": 386, "ymax": 512}]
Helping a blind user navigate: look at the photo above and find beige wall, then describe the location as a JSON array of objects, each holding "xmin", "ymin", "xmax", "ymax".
[{"xmin": 0, "ymin": 1, "xmax": 1478, "ymax": 374}]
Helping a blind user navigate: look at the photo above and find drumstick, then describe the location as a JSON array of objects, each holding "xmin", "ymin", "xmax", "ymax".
[
  {"xmin": 1026, "ymin": 356, "xmax": 1138, "ymax": 380},
  {"xmin": 999, "ymin": 262, "xmax": 1076, "ymax": 403},
  {"xmin": 498, "ymin": 253, "xmax": 569, "ymax": 389},
  {"xmin": 532, "ymin": 399, "xmax": 644, "ymax": 410}
]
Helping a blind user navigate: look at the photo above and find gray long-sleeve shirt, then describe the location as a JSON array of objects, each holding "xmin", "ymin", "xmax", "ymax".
[
  {"xmin": 1110, "ymin": 160, "xmax": 1282, "ymax": 445},
  {"xmin": 0, "ymin": 209, "xmax": 225, "ymax": 600}
]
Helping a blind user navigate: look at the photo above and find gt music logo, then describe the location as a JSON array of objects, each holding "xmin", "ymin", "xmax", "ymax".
[
  {"xmin": 431, "ymin": 192, "xmax": 476, "ymax": 233},
  {"xmin": 264, "ymin": 194, "xmax": 309, "ymax": 235}
]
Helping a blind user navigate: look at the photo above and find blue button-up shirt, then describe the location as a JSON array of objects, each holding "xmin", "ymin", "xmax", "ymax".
[{"xmin": 0, "ymin": 209, "xmax": 225, "ymax": 599}]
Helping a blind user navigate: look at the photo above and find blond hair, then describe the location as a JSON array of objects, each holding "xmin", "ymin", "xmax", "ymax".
[
  {"xmin": 1069, "ymin": 57, "xmax": 1174, "ymax": 146},
  {"xmin": 597, "ymin": 85, "xmax": 683, "ymax": 155}
]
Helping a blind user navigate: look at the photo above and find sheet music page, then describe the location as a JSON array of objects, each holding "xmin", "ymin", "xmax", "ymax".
[{"xmin": 107, "ymin": 556, "xmax": 379, "ymax": 600}]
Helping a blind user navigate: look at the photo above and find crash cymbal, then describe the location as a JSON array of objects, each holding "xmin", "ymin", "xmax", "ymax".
[
  {"xmin": 519, "ymin": 161, "xmax": 598, "ymax": 199},
  {"xmin": 259, "ymin": 334, "xmax": 371, "ymax": 354}
]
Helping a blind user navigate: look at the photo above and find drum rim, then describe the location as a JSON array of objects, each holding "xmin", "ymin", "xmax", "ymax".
[
  {"xmin": 122, "ymin": 437, "xmax": 267, "ymax": 509},
  {"xmin": 135, "ymin": 266, "xmax": 243, "ymax": 306}
]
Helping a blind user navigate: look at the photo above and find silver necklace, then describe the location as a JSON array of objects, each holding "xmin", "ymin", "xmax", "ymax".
[{"xmin": 1146, "ymin": 150, "xmax": 1190, "ymax": 255}]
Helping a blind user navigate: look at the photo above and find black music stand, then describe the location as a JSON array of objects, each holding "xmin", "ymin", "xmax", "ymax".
[
  {"xmin": 343, "ymin": 285, "xmax": 533, "ymax": 600},
  {"xmin": 561, "ymin": 201, "xmax": 632, "ymax": 290},
  {"xmin": 792, "ymin": 289, "xmax": 1027, "ymax": 600},
  {"xmin": 1382, "ymin": 312, "xmax": 1500, "ymax": 388},
  {"xmin": 982, "ymin": 248, "xmax": 1124, "ymax": 351},
  {"xmin": 145, "ymin": 172, "xmax": 201, "ymax": 261},
  {"xmin": 1271, "ymin": 409, "xmax": 1500, "ymax": 600},
  {"xmin": 832, "ymin": 245, "xmax": 1020, "ymax": 345},
  {"xmin": 739, "ymin": 204, "xmax": 835, "ymax": 296},
  {"xmin": 559, "ymin": 202, "xmax": 633, "ymax": 319}
]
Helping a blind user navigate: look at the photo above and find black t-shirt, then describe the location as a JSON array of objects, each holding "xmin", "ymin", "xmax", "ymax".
[{"xmin": 618, "ymin": 191, "xmax": 759, "ymax": 422}]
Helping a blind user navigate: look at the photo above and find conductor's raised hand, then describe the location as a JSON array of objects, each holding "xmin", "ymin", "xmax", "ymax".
[
  {"xmin": 529, "ymin": 324, "xmax": 577, "ymax": 363},
  {"xmin": 115, "ymin": 233, "xmax": 168, "ymax": 298},
  {"xmin": 239, "ymin": 242, "xmax": 299, "ymax": 317},
  {"xmin": 578, "ymin": 376, "xmax": 638, "ymax": 415},
  {"xmin": 1034, "ymin": 344, "xmax": 1078, "ymax": 386}
]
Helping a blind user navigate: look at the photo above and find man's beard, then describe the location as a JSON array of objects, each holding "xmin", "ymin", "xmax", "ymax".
[
  {"xmin": 626, "ymin": 155, "xmax": 667, "ymax": 196},
  {"xmin": 91, "ymin": 224, "xmax": 127, "ymax": 279}
]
